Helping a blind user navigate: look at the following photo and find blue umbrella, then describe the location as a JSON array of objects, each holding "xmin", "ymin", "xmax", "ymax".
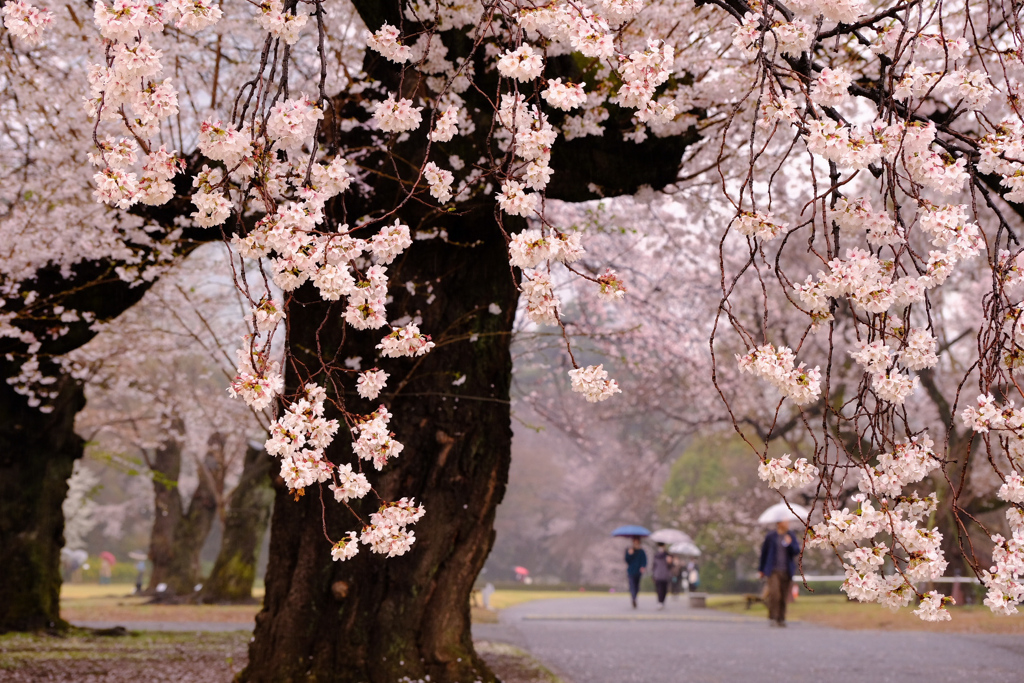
[{"xmin": 611, "ymin": 525, "xmax": 651, "ymax": 537}]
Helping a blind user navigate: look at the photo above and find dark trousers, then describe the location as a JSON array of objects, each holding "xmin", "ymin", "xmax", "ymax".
[
  {"xmin": 628, "ymin": 573, "xmax": 642, "ymax": 603},
  {"xmin": 767, "ymin": 570, "xmax": 792, "ymax": 623},
  {"xmin": 655, "ymin": 579, "xmax": 669, "ymax": 604}
]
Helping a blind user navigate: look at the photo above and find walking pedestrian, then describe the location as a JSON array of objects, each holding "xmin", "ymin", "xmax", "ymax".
[
  {"xmin": 651, "ymin": 543, "xmax": 673, "ymax": 610},
  {"xmin": 758, "ymin": 519, "xmax": 800, "ymax": 626},
  {"xmin": 99, "ymin": 556, "xmax": 113, "ymax": 585},
  {"xmin": 624, "ymin": 537, "xmax": 647, "ymax": 609},
  {"xmin": 134, "ymin": 560, "xmax": 146, "ymax": 594},
  {"xmin": 670, "ymin": 557, "xmax": 684, "ymax": 598},
  {"xmin": 687, "ymin": 562, "xmax": 700, "ymax": 592}
]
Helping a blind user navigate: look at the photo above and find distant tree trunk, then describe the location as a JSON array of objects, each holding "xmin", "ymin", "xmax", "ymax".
[
  {"xmin": 0, "ymin": 374, "xmax": 85, "ymax": 632},
  {"xmin": 146, "ymin": 428, "xmax": 221, "ymax": 596},
  {"xmin": 202, "ymin": 444, "xmax": 274, "ymax": 603},
  {"xmin": 918, "ymin": 370, "xmax": 983, "ymax": 592},
  {"xmin": 164, "ymin": 440, "xmax": 222, "ymax": 596},
  {"xmin": 241, "ymin": 205, "xmax": 518, "ymax": 683},
  {"xmin": 146, "ymin": 423, "xmax": 185, "ymax": 592}
]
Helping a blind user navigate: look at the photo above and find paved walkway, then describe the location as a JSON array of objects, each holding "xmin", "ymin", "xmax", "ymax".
[{"xmin": 472, "ymin": 595, "xmax": 1024, "ymax": 683}]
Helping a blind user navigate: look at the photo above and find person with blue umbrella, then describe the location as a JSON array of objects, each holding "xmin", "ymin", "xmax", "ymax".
[{"xmin": 613, "ymin": 525, "xmax": 651, "ymax": 609}]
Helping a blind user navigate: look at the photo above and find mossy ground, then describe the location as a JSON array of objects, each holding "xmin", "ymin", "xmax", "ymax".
[
  {"xmin": 10, "ymin": 587, "xmax": 575, "ymax": 682},
  {"xmin": 0, "ymin": 630, "xmax": 561, "ymax": 683},
  {"xmin": 0, "ymin": 629, "xmax": 249, "ymax": 681}
]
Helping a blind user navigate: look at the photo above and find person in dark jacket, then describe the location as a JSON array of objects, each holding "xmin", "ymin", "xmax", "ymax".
[
  {"xmin": 758, "ymin": 520, "xmax": 801, "ymax": 626},
  {"xmin": 624, "ymin": 537, "xmax": 647, "ymax": 609},
  {"xmin": 651, "ymin": 543, "xmax": 674, "ymax": 609}
]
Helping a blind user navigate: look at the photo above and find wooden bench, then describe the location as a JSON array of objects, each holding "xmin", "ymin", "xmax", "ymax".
[{"xmin": 743, "ymin": 593, "xmax": 764, "ymax": 609}]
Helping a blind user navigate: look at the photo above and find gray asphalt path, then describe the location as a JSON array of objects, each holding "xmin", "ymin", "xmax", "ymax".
[{"xmin": 472, "ymin": 595, "xmax": 1024, "ymax": 683}]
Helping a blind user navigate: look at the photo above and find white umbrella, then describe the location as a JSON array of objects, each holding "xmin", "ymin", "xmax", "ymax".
[
  {"xmin": 757, "ymin": 502, "xmax": 809, "ymax": 525},
  {"xmin": 649, "ymin": 528, "xmax": 694, "ymax": 545},
  {"xmin": 668, "ymin": 540, "xmax": 701, "ymax": 557}
]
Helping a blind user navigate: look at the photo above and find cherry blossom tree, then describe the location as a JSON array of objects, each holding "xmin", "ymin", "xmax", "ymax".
[
  {"xmin": 8, "ymin": 0, "xmax": 1024, "ymax": 677},
  {"xmin": 2, "ymin": 0, "xmax": 687, "ymax": 664},
  {"xmin": 700, "ymin": 0, "xmax": 1024, "ymax": 623}
]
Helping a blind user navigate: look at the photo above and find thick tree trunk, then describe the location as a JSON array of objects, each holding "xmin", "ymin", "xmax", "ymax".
[
  {"xmin": 242, "ymin": 206, "xmax": 519, "ymax": 682},
  {"xmin": 202, "ymin": 445, "xmax": 274, "ymax": 602},
  {"xmin": 0, "ymin": 374, "xmax": 85, "ymax": 632}
]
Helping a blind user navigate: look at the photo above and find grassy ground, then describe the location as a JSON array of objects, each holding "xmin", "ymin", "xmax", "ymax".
[
  {"xmin": 708, "ymin": 593, "xmax": 1024, "ymax": 633},
  {"xmin": 64, "ymin": 584, "xmax": 1023, "ymax": 634},
  {"xmin": 60, "ymin": 584, "xmax": 602, "ymax": 626},
  {"xmin": 60, "ymin": 585, "xmax": 260, "ymax": 625}
]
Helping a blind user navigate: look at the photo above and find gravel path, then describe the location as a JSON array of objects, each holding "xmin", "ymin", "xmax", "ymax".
[{"xmin": 472, "ymin": 595, "xmax": 1024, "ymax": 683}]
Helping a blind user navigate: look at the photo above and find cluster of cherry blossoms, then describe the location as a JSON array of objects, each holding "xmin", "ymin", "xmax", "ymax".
[
  {"xmin": 736, "ymin": 344, "xmax": 821, "ymax": 406},
  {"xmin": 794, "ymin": 231, "xmax": 976, "ymax": 327},
  {"xmin": 712, "ymin": 0, "xmax": 1024, "ymax": 625},
  {"xmin": 734, "ymin": 211, "xmax": 788, "ymax": 241},
  {"xmin": 568, "ymin": 364, "xmax": 621, "ymax": 403},
  {"xmin": 262, "ymin": 385, "xmax": 424, "ymax": 562},
  {"xmin": 1, "ymin": 0, "xmax": 53, "ymax": 43},
  {"xmin": 958, "ymin": 396, "xmax": 1024, "ymax": 614},
  {"xmin": 265, "ymin": 383, "xmax": 339, "ymax": 490},
  {"xmin": 227, "ymin": 338, "xmax": 284, "ymax": 411},
  {"xmin": 358, "ymin": 498, "xmax": 426, "ymax": 559},
  {"xmin": 329, "ymin": 497, "xmax": 426, "ymax": 561},
  {"xmin": 807, "ymin": 492, "xmax": 951, "ymax": 620},
  {"xmin": 256, "ymin": 0, "xmax": 308, "ymax": 45},
  {"xmin": 982, "ymin": 500, "xmax": 1024, "ymax": 615},
  {"xmin": 857, "ymin": 436, "xmax": 941, "ymax": 499},
  {"xmin": 356, "ymin": 369, "xmax": 389, "ymax": 401},
  {"xmin": 350, "ymin": 406, "xmax": 404, "ymax": 472},
  {"xmin": 757, "ymin": 454, "xmax": 817, "ymax": 490}
]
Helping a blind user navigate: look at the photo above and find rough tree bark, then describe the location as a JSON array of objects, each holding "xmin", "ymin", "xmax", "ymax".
[
  {"xmin": 202, "ymin": 444, "xmax": 275, "ymax": 603},
  {"xmin": 0, "ymin": 374, "xmax": 85, "ymax": 632},
  {"xmin": 243, "ymin": 204, "xmax": 519, "ymax": 683}
]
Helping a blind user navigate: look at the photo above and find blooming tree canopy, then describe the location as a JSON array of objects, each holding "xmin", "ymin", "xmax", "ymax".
[{"xmin": 8, "ymin": 0, "xmax": 1024, "ymax": 630}]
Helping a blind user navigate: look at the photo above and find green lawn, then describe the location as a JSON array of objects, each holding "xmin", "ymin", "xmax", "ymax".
[{"xmin": 709, "ymin": 593, "xmax": 1024, "ymax": 633}]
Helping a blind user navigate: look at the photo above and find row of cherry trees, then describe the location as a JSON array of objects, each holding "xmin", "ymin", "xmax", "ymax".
[
  {"xmin": 6, "ymin": 0, "xmax": 1024, "ymax": 679},
  {"xmin": 70, "ymin": 245, "xmax": 274, "ymax": 600}
]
